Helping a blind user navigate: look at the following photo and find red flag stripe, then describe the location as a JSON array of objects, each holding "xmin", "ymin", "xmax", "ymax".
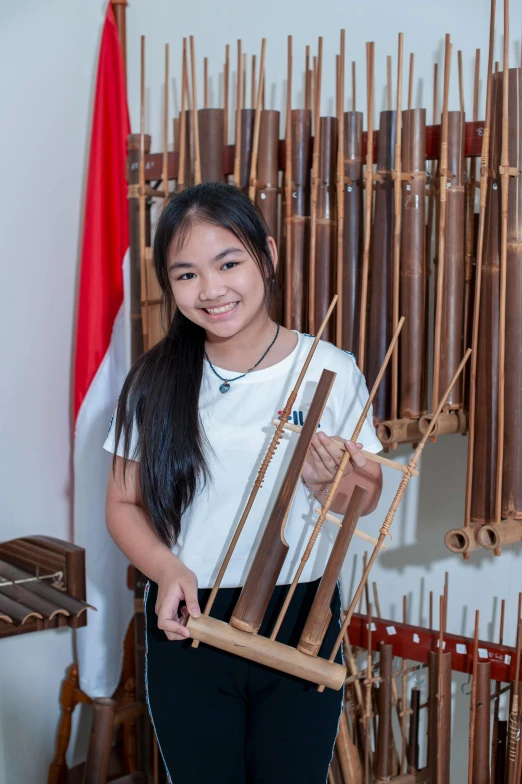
[{"xmin": 74, "ymin": 4, "xmax": 130, "ymax": 420}]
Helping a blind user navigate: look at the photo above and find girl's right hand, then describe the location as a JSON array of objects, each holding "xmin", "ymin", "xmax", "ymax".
[{"xmin": 155, "ymin": 558, "xmax": 201, "ymax": 641}]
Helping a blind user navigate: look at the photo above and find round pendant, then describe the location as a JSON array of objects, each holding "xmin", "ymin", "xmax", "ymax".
[{"xmin": 219, "ymin": 382, "xmax": 231, "ymax": 393}]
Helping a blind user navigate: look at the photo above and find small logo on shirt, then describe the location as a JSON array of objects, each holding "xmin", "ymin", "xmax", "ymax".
[
  {"xmin": 278, "ymin": 409, "xmax": 321, "ymax": 430},
  {"xmin": 107, "ymin": 414, "xmax": 114, "ymax": 438}
]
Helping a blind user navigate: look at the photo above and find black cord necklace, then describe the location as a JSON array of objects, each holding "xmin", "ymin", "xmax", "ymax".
[{"xmin": 204, "ymin": 323, "xmax": 281, "ymax": 393}]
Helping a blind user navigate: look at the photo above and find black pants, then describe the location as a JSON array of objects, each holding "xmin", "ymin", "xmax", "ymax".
[{"xmin": 145, "ymin": 579, "xmax": 344, "ymax": 783}]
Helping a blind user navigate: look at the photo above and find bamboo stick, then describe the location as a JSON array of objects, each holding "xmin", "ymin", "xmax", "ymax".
[
  {"xmin": 358, "ymin": 41, "xmax": 374, "ymax": 371},
  {"xmin": 352, "ymin": 61, "xmax": 356, "ymax": 111},
  {"xmin": 408, "ymin": 53, "xmax": 414, "ymax": 111},
  {"xmin": 458, "ymin": 50, "xmax": 465, "ymax": 113},
  {"xmin": 269, "ymin": 317, "xmax": 404, "ymax": 641},
  {"xmin": 284, "ymin": 36, "xmax": 293, "ymax": 327},
  {"xmin": 401, "ymin": 595, "xmax": 408, "ymax": 772},
  {"xmin": 432, "ymin": 34, "xmax": 452, "ymax": 415},
  {"xmin": 162, "ymin": 43, "xmax": 169, "ymax": 201},
  {"xmin": 364, "ymin": 603, "xmax": 373, "ymax": 784},
  {"xmin": 336, "ymin": 30, "xmax": 346, "ymax": 346},
  {"xmin": 507, "ymin": 620, "xmax": 522, "ymax": 783},
  {"xmin": 391, "ymin": 33, "xmax": 404, "ymax": 448},
  {"xmin": 308, "ymin": 36, "xmax": 323, "ymax": 334},
  {"xmin": 387, "ymin": 55, "xmax": 392, "ymax": 111},
  {"xmin": 204, "ymin": 56, "xmax": 208, "ymax": 109},
  {"xmin": 491, "ymin": 599, "xmax": 505, "ymax": 782},
  {"xmin": 233, "ymin": 40, "xmax": 242, "ymax": 186},
  {"xmin": 467, "ymin": 610, "xmax": 480, "ymax": 784},
  {"xmin": 189, "ymin": 36, "xmax": 201, "ymax": 185},
  {"xmin": 178, "ymin": 38, "xmax": 188, "ymax": 191},
  {"xmin": 251, "ymin": 54, "xmax": 256, "ymax": 109},
  {"xmin": 323, "ymin": 348, "xmax": 471, "ymax": 682},
  {"xmin": 224, "ymin": 44, "xmax": 230, "ymax": 144},
  {"xmin": 436, "ymin": 593, "xmax": 447, "ymax": 784},
  {"xmin": 464, "ymin": 0, "xmax": 496, "ymax": 531},
  {"xmin": 305, "ymin": 45, "xmax": 312, "ymax": 111},
  {"xmin": 139, "ymin": 36, "xmax": 149, "ymax": 349},
  {"xmin": 248, "ymin": 38, "xmax": 267, "ymax": 202}
]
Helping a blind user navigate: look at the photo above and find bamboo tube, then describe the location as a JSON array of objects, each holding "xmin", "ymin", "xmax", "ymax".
[
  {"xmin": 162, "ymin": 43, "xmax": 169, "ymax": 200},
  {"xmin": 425, "ymin": 62, "xmax": 438, "ymax": 343},
  {"xmin": 490, "ymin": 599, "xmax": 505, "ymax": 782},
  {"xmin": 352, "ymin": 61, "xmax": 356, "ymax": 111},
  {"xmin": 376, "ymin": 418, "xmax": 422, "ymax": 446},
  {"xmin": 418, "ymin": 410, "xmax": 467, "ymax": 436},
  {"xmin": 336, "ymin": 29, "xmax": 346, "ymax": 346},
  {"xmin": 408, "ymin": 53, "xmax": 414, "ymax": 111},
  {"xmin": 269, "ymin": 317, "xmax": 404, "ymax": 641},
  {"xmin": 407, "ymin": 688, "xmax": 420, "ymax": 773},
  {"xmin": 284, "ymin": 35, "xmax": 293, "ymax": 328},
  {"xmin": 474, "ymin": 661, "xmax": 492, "ymax": 784},
  {"xmin": 387, "ymin": 55, "xmax": 393, "ymax": 111},
  {"xmin": 251, "ymin": 54, "xmax": 256, "ymax": 108},
  {"xmin": 178, "ymin": 39, "xmax": 188, "ymax": 191},
  {"xmin": 189, "ymin": 36, "xmax": 201, "ymax": 185},
  {"xmin": 400, "ymin": 596, "xmax": 408, "ymax": 772},
  {"xmin": 138, "ymin": 36, "xmax": 149, "ymax": 350},
  {"xmin": 308, "ymin": 36, "xmax": 323, "ymax": 334},
  {"xmin": 288, "ymin": 107, "xmax": 312, "ymax": 331},
  {"xmin": 337, "ymin": 709, "xmax": 364, "ymax": 783},
  {"xmin": 358, "ymin": 41, "xmax": 375, "ymax": 372},
  {"xmin": 305, "ymin": 46, "xmax": 312, "ymax": 111},
  {"xmin": 428, "ymin": 648, "xmax": 452, "ymax": 784},
  {"xmin": 248, "ymin": 38, "xmax": 267, "ymax": 202},
  {"xmin": 242, "ymin": 52, "xmax": 247, "ymax": 108},
  {"xmin": 376, "ymin": 642, "xmax": 394, "ymax": 781},
  {"xmin": 233, "ymin": 40, "xmax": 242, "ymax": 186},
  {"xmin": 477, "ymin": 519, "xmax": 522, "ymax": 549},
  {"xmin": 321, "ymin": 349, "xmax": 471, "ymax": 684},
  {"xmin": 364, "ymin": 603, "xmax": 373, "ymax": 784},
  {"xmin": 203, "ymin": 56, "xmax": 208, "ymax": 109},
  {"xmin": 444, "ymin": 525, "xmax": 481, "ymax": 554},
  {"xmin": 506, "ymin": 620, "xmax": 522, "ymax": 784},
  {"xmin": 467, "ymin": 610, "xmax": 479, "ymax": 784},
  {"xmin": 495, "ymin": 0, "xmax": 511, "ymax": 541},
  {"xmin": 194, "ymin": 297, "xmax": 338, "ymax": 642},
  {"xmin": 224, "ymin": 44, "xmax": 229, "ymax": 144},
  {"xmin": 432, "ymin": 34, "xmax": 452, "ymax": 415},
  {"xmin": 466, "ymin": 3, "xmax": 497, "ymax": 528},
  {"xmin": 458, "ymin": 50, "xmax": 465, "ymax": 113}
]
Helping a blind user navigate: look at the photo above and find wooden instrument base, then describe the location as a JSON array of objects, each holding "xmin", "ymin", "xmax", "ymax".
[{"xmin": 186, "ymin": 614, "xmax": 346, "ymax": 691}]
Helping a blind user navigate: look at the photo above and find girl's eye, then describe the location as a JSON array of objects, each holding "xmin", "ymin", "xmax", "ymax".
[
  {"xmin": 222, "ymin": 261, "xmax": 239, "ymax": 270},
  {"xmin": 178, "ymin": 272, "xmax": 196, "ymax": 280}
]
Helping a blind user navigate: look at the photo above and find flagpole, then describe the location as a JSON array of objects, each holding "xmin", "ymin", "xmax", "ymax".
[{"xmin": 111, "ymin": 0, "xmax": 128, "ymax": 84}]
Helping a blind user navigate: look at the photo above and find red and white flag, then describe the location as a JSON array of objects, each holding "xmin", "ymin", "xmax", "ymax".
[{"xmin": 73, "ymin": 3, "xmax": 133, "ymax": 698}]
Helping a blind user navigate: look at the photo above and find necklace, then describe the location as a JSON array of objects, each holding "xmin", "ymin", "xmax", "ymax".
[{"xmin": 204, "ymin": 323, "xmax": 281, "ymax": 393}]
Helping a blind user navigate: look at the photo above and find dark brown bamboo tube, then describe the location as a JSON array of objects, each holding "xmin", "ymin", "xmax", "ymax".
[
  {"xmin": 309, "ymin": 38, "xmax": 323, "ymax": 335},
  {"xmin": 407, "ymin": 688, "xmax": 420, "ymax": 773},
  {"xmin": 335, "ymin": 33, "xmax": 346, "ymax": 347},
  {"xmin": 418, "ymin": 410, "xmax": 467, "ymax": 437},
  {"xmin": 494, "ymin": 721, "xmax": 507, "ymax": 784},
  {"xmin": 237, "ymin": 109, "xmax": 255, "ymax": 192},
  {"xmin": 297, "ymin": 486, "xmax": 367, "ymax": 656},
  {"xmin": 341, "ymin": 110, "xmax": 364, "ymax": 354},
  {"xmin": 501, "ymin": 66, "xmax": 522, "ymax": 520},
  {"xmin": 400, "ymin": 108, "xmax": 427, "ymax": 419},
  {"xmin": 289, "ymin": 109, "xmax": 312, "ymax": 332},
  {"xmin": 490, "ymin": 599, "xmax": 505, "ymax": 783},
  {"xmin": 305, "ymin": 46, "xmax": 312, "ymax": 112},
  {"xmin": 162, "ymin": 44, "xmax": 169, "ymax": 199},
  {"xmin": 233, "ymin": 40, "xmax": 243, "ymax": 186},
  {"xmin": 255, "ymin": 110, "xmax": 280, "ymax": 241},
  {"xmin": 438, "ymin": 110, "xmax": 466, "ymax": 410},
  {"xmin": 427, "ymin": 650, "xmax": 452, "ymax": 784},
  {"xmin": 224, "ymin": 44, "xmax": 230, "ymax": 143},
  {"xmin": 198, "ymin": 109, "xmax": 225, "ymax": 183},
  {"xmin": 391, "ymin": 33, "xmax": 404, "ymax": 443},
  {"xmin": 127, "ymin": 133, "xmax": 148, "ymax": 362},
  {"xmin": 230, "ymin": 370, "xmax": 335, "ymax": 634},
  {"xmin": 468, "ymin": 610, "xmax": 480, "ymax": 784},
  {"xmin": 284, "ymin": 36, "xmax": 293, "ymax": 329},
  {"xmin": 478, "ymin": 519, "xmax": 522, "ymax": 549},
  {"xmin": 472, "ymin": 661, "xmax": 491, "ymax": 784},
  {"xmin": 376, "ymin": 643, "xmax": 394, "ymax": 781},
  {"xmin": 471, "ymin": 70, "xmax": 501, "ymax": 524},
  {"xmin": 358, "ymin": 41, "xmax": 374, "ymax": 371},
  {"xmin": 313, "ymin": 117, "xmax": 338, "ymax": 343},
  {"xmin": 366, "ymin": 110, "xmax": 396, "ymax": 423}
]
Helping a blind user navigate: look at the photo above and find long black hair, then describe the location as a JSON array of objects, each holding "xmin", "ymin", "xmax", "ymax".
[{"xmin": 112, "ymin": 182, "xmax": 278, "ymax": 546}]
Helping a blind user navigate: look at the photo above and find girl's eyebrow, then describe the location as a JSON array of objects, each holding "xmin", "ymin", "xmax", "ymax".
[{"xmin": 168, "ymin": 247, "xmax": 244, "ymax": 273}]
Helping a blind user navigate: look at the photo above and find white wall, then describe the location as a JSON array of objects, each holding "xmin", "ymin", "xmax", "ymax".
[{"xmin": 1, "ymin": 0, "xmax": 522, "ymax": 781}]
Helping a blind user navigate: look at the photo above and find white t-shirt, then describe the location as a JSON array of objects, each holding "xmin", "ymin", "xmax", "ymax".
[{"xmin": 104, "ymin": 331, "xmax": 382, "ymax": 589}]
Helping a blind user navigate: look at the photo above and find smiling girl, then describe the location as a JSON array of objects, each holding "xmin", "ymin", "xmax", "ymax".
[{"xmin": 104, "ymin": 182, "xmax": 382, "ymax": 783}]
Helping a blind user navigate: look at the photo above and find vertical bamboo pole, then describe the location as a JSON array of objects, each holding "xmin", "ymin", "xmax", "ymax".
[
  {"xmin": 336, "ymin": 30, "xmax": 346, "ymax": 346},
  {"xmin": 491, "ymin": 600, "xmax": 505, "ymax": 781},
  {"xmin": 467, "ymin": 610, "xmax": 480, "ymax": 784},
  {"xmin": 242, "ymin": 52, "xmax": 247, "ymax": 109},
  {"xmin": 358, "ymin": 41, "xmax": 374, "ymax": 371},
  {"xmin": 352, "ymin": 61, "xmax": 356, "ymax": 111},
  {"xmin": 458, "ymin": 50, "xmax": 465, "ymax": 113},
  {"xmin": 436, "ymin": 592, "xmax": 447, "ymax": 784},
  {"xmin": 251, "ymin": 54, "xmax": 256, "ymax": 109},
  {"xmin": 204, "ymin": 56, "xmax": 208, "ymax": 109},
  {"xmin": 308, "ymin": 36, "xmax": 323, "ymax": 334},
  {"xmin": 305, "ymin": 46, "xmax": 312, "ymax": 111},
  {"xmin": 401, "ymin": 595, "xmax": 408, "ymax": 772},
  {"xmin": 364, "ymin": 603, "xmax": 373, "ymax": 784},
  {"xmin": 387, "ymin": 55, "xmax": 392, "ymax": 111},
  {"xmin": 162, "ymin": 43, "xmax": 169, "ymax": 200},
  {"xmin": 432, "ymin": 34, "xmax": 452, "ymax": 415},
  {"xmin": 224, "ymin": 44, "xmax": 230, "ymax": 144},
  {"xmin": 248, "ymin": 38, "xmax": 267, "ymax": 202},
  {"xmin": 139, "ymin": 36, "xmax": 149, "ymax": 350},
  {"xmin": 408, "ymin": 53, "xmax": 414, "ymax": 111},
  {"xmin": 189, "ymin": 36, "xmax": 201, "ymax": 185},
  {"xmin": 464, "ymin": 0, "xmax": 496, "ymax": 530},
  {"xmin": 284, "ymin": 36, "xmax": 293, "ymax": 327},
  {"xmin": 178, "ymin": 38, "xmax": 188, "ymax": 191},
  {"xmin": 507, "ymin": 620, "xmax": 522, "ymax": 783},
  {"xmin": 391, "ymin": 33, "xmax": 404, "ymax": 444},
  {"xmin": 233, "ymin": 40, "xmax": 243, "ymax": 186}
]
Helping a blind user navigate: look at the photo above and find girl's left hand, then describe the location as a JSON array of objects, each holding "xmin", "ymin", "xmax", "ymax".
[{"xmin": 302, "ymin": 432, "xmax": 367, "ymax": 490}]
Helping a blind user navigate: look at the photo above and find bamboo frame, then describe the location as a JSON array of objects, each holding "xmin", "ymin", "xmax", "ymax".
[
  {"xmin": 308, "ymin": 36, "xmax": 323, "ymax": 334},
  {"xmin": 357, "ymin": 41, "xmax": 374, "ymax": 371}
]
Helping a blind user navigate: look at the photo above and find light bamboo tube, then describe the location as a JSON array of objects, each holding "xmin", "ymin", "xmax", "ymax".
[
  {"xmin": 495, "ymin": 0, "xmax": 510, "ymax": 543},
  {"xmin": 308, "ymin": 36, "xmax": 323, "ymax": 334},
  {"xmin": 352, "ymin": 61, "xmax": 356, "ymax": 110},
  {"xmin": 336, "ymin": 30, "xmax": 346, "ymax": 346},
  {"xmin": 358, "ymin": 41, "xmax": 374, "ymax": 371},
  {"xmin": 248, "ymin": 38, "xmax": 267, "ymax": 202},
  {"xmin": 391, "ymin": 32, "xmax": 404, "ymax": 447},
  {"xmin": 242, "ymin": 52, "xmax": 247, "ymax": 108},
  {"xmin": 408, "ymin": 53, "xmax": 414, "ymax": 111},
  {"xmin": 269, "ymin": 317, "xmax": 404, "ymax": 641},
  {"xmin": 305, "ymin": 45, "xmax": 312, "ymax": 111},
  {"xmin": 224, "ymin": 44, "xmax": 230, "ymax": 144},
  {"xmin": 432, "ymin": 34, "xmax": 452, "ymax": 415},
  {"xmin": 189, "ymin": 36, "xmax": 201, "ymax": 185},
  {"xmin": 162, "ymin": 43, "xmax": 169, "ymax": 200},
  {"xmin": 321, "ymin": 348, "xmax": 471, "ymax": 687},
  {"xmin": 444, "ymin": 525, "xmax": 481, "ymax": 554},
  {"xmin": 233, "ymin": 41, "xmax": 242, "ymax": 186},
  {"xmin": 467, "ymin": 610, "xmax": 480, "ymax": 784},
  {"xmin": 194, "ymin": 296, "xmax": 338, "ymax": 643},
  {"xmin": 284, "ymin": 36, "xmax": 293, "ymax": 327},
  {"xmin": 251, "ymin": 54, "xmax": 256, "ymax": 108},
  {"xmin": 463, "ymin": 0, "xmax": 496, "ymax": 532},
  {"xmin": 400, "ymin": 596, "xmax": 408, "ymax": 772},
  {"xmin": 458, "ymin": 50, "xmax": 465, "ymax": 113},
  {"xmin": 387, "ymin": 55, "xmax": 393, "ymax": 110},
  {"xmin": 178, "ymin": 38, "xmax": 188, "ymax": 191},
  {"xmin": 203, "ymin": 56, "xmax": 208, "ymax": 109},
  {"xmin": 138, "ymin": 36, "xmax": 149, "ymax": 349}
]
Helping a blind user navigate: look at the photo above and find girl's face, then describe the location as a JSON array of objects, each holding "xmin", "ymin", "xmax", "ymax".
[{"xmin": 167, "ymin": 222, "xmax": 277, "ymax": 338}]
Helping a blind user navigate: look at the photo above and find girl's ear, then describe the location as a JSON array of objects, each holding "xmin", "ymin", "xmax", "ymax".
[{"xmin": 267, "ymin": 236, "xmax": 278, "ymax": 272}]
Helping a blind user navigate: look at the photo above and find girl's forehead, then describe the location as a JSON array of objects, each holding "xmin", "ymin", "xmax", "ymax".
[{"xmin": 169, "ymin": 222, "xmax": 245, "ymax": 259}]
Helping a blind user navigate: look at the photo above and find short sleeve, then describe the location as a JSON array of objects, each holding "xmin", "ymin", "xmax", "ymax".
[
  {"xmin": 335, "ymin": 352, "xmax": 382, "ymax": 454},
  {"xmin": 103, "ymin": 407, "xmax": 141, "ymax": 461}
]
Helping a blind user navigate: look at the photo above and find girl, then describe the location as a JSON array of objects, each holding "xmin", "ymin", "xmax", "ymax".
[{"xmin": 104, "ymin": 182, "xmax": 382, "ymax": 783}]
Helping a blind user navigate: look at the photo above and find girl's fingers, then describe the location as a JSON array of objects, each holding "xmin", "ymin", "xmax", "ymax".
[
  {"xmin": 158, "ymin": 617, "xmax": 190, "ymax": 639},
  {"xmin": 313, "ymin": 432, "xmax": 344, "ymax": 471},
  {"xmin": 344, "ymin": 440, "xmax": 367, "ymax": 468}
]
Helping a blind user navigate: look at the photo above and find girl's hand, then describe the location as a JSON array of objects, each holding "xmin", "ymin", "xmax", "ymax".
[
  {"xmin": 302, "ymin": 432, "xmax": 367, "ymax": 492},
  {"xmin": 155, "ymin": 558, "xmax": 201, "ymax": 641}
]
